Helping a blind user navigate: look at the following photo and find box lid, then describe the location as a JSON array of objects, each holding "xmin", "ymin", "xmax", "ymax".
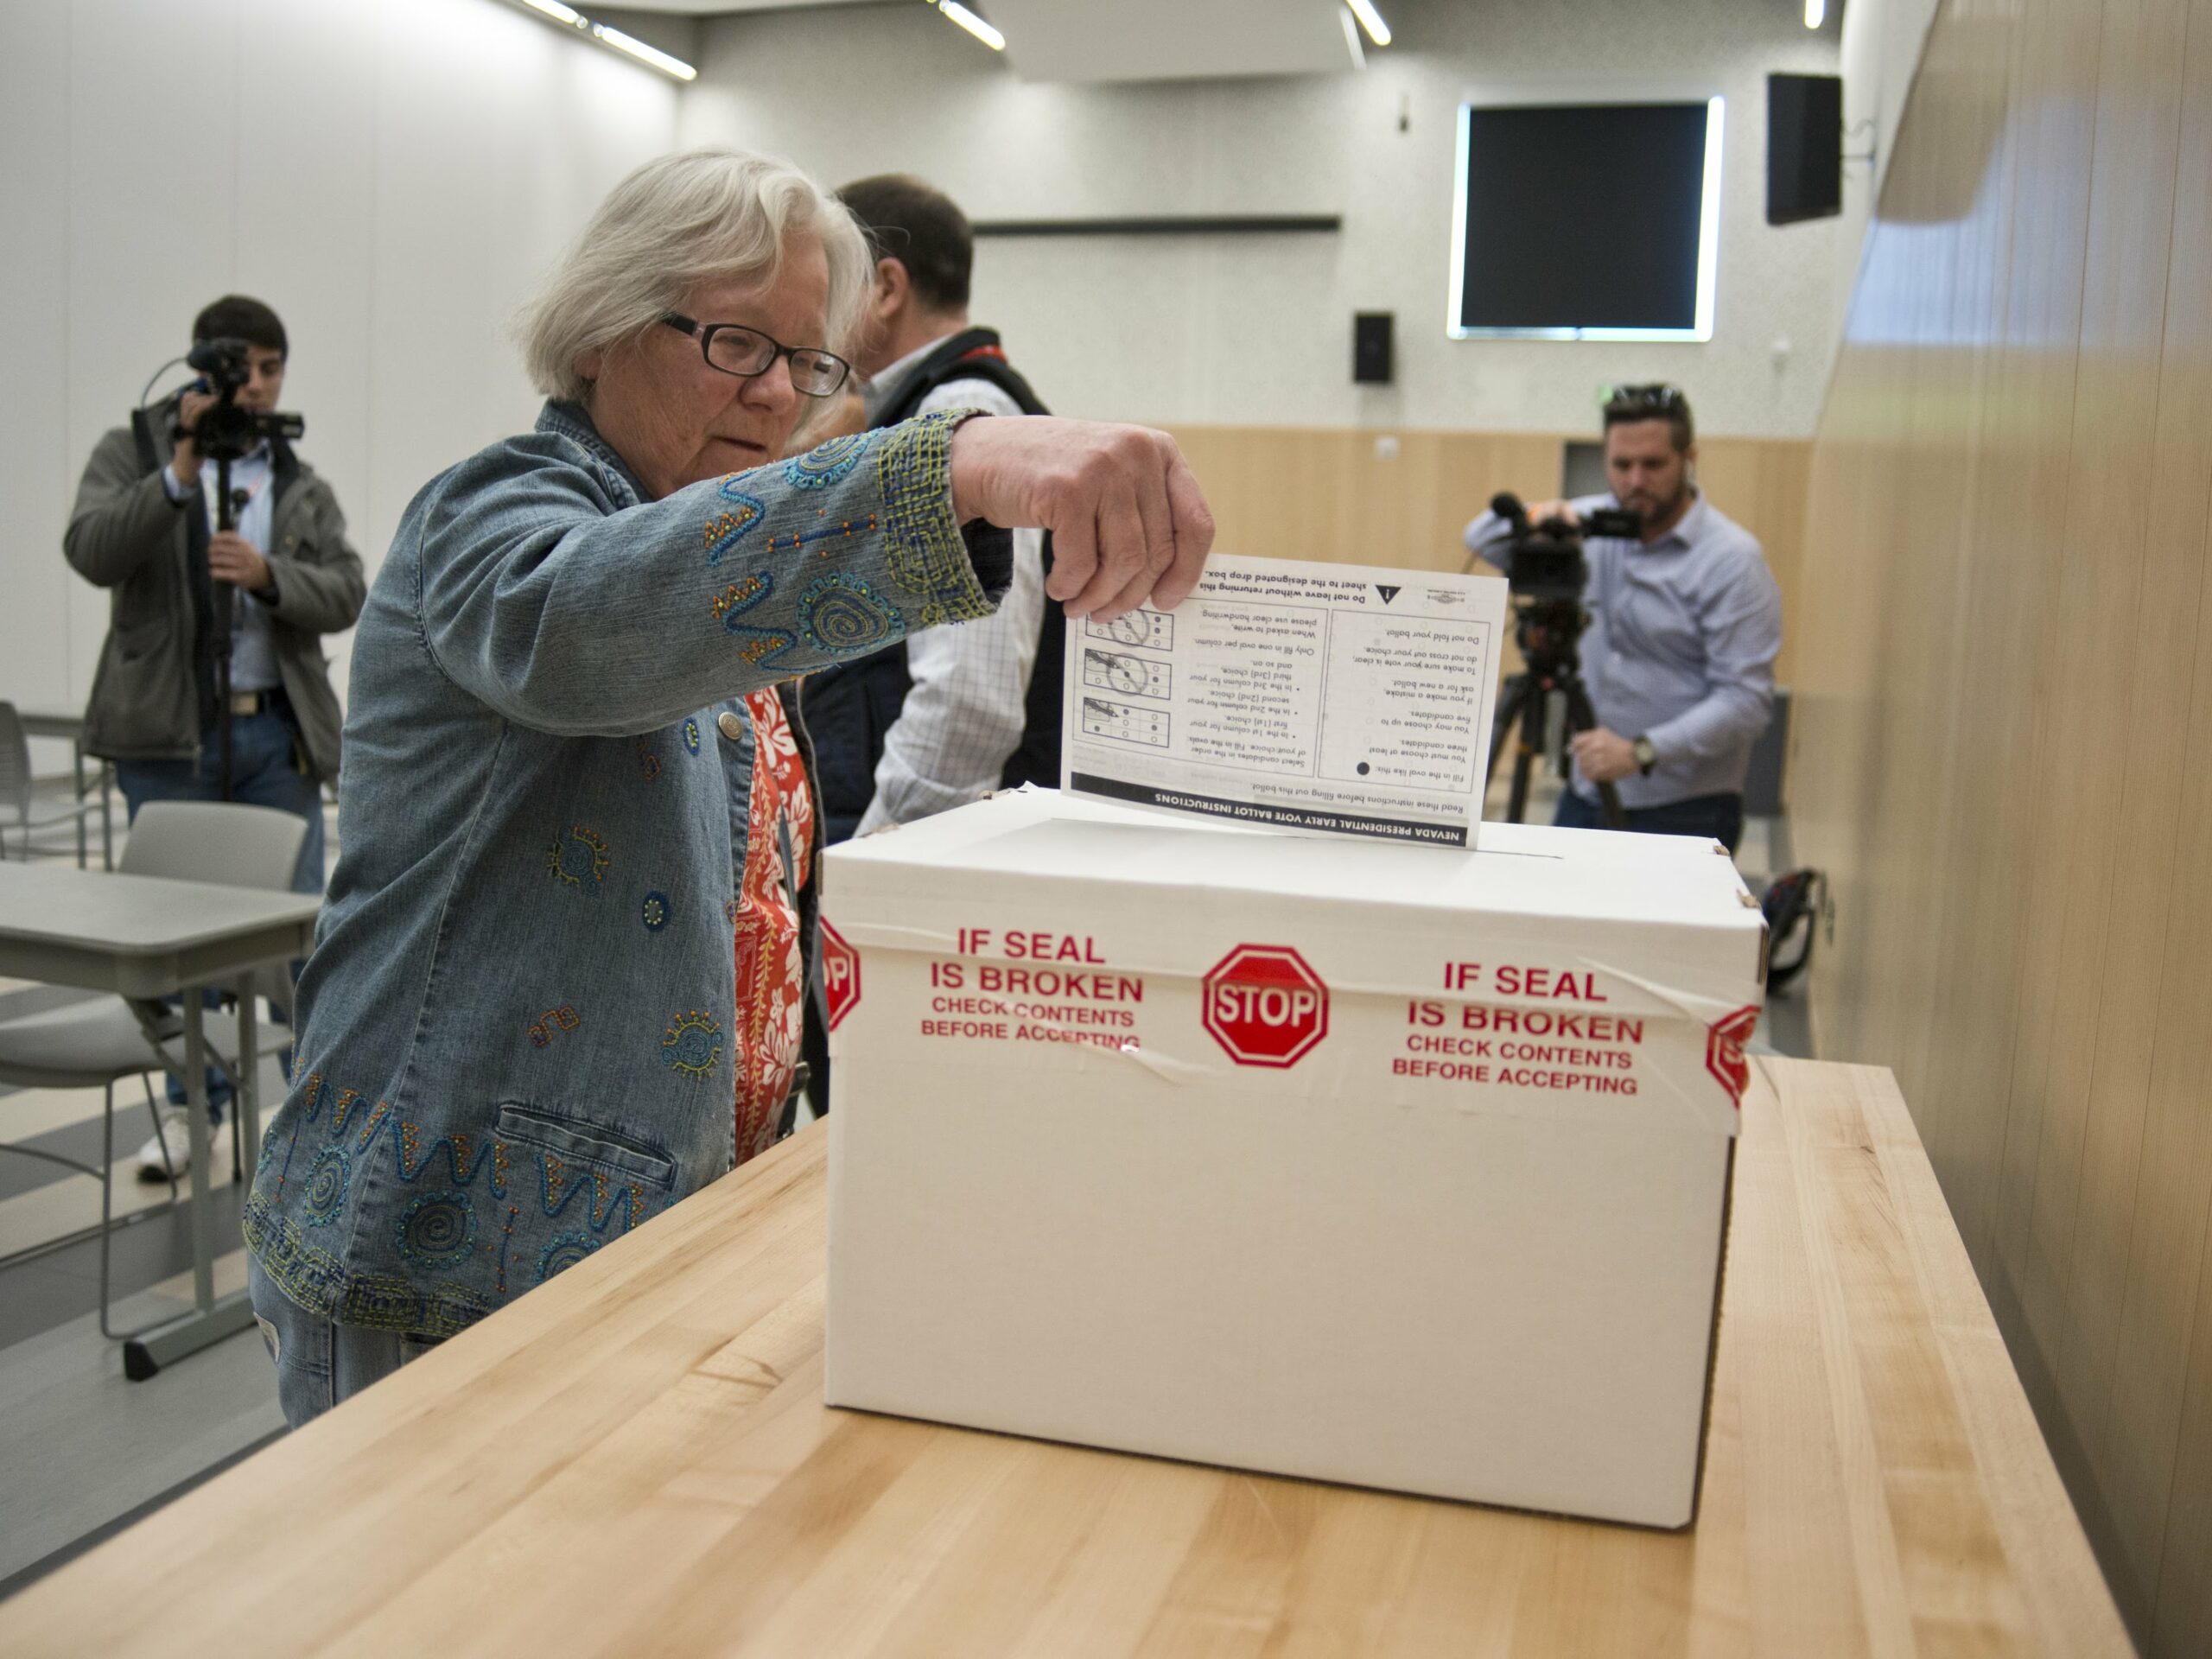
[{"xmin": 826, "ymin": 789, "xmax": 1764, "ymax": 1054}]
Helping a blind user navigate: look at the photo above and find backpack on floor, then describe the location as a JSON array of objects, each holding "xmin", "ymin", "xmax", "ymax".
[{"xmin": 1761, "ymin": 868, "xmax": 1823, "ymax": 993}]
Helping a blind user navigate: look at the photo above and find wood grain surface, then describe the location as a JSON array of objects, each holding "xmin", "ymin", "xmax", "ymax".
[
  {"xmin": 1789, "ymin": 0, "xmax": 2212, "ymax": 1648},
  {"xmin": 0, "ymin": 1058, "xmax": 2123, "ymax": 1656}
]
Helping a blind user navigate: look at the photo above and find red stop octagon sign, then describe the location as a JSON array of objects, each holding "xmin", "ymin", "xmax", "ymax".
[
  {"xmin": 820, "ymin": 918, "xmax": 861, "ymax": 1031},
  {"xmin": 1203, "ymin": 944, "xmax": 1329, "ymax": 1068},
  {"xmin": 1706, "ymin": 1004, "xmax": 1759, "ymax": 1106}
]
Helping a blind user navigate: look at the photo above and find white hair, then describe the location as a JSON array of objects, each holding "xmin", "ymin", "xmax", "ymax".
[{"xmin": 518, "ymin": 148, "xmax": 871, "ymax": 406}]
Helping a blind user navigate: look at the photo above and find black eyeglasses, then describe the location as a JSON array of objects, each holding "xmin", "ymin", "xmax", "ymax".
[
  {"xmin": 662, "ymin": 314, "xmax": 852, "ymax": 398},
  {"xmin": 1603, "ymin": 383, "xmax": 1687, "ymax": 416}
]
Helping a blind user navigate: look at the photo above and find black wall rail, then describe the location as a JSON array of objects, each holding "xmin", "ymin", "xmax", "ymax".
[{"xmin": 970, "ymin": 215, "xmax": 1343, "ymax": 238}]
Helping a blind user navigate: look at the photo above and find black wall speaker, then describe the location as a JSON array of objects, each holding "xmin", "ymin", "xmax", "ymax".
[
  {"xmin": 1353, "ymin": 312, "xmax": 1394, "ymax": 385},
  {"xmin": 1767, "ymin": 73, "xmax": 1843, "ymax": 225}
]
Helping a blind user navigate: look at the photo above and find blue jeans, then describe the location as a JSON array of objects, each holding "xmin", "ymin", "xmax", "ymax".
[
  {"xmin": 248, "ymin": 1255, "xmax": 441, "ymax": 1427},
  {"xmin": 1554, "ymin": 788, "xmax": 1745, "ymax": 854},
  {"xmin": 116, "ymin": 701, "xmax": 325, "ymax": 1123}
]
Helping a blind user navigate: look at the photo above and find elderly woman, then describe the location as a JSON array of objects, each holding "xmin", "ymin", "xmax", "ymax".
[{"xmin": 242, "ymin": 149, "xmax": 1211, "ymax": 1424}]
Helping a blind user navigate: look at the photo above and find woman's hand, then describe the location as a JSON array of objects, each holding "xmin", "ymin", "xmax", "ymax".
[{"xmin": 949, "ymin": 416, "xmax": 1215, "ymax": 621}]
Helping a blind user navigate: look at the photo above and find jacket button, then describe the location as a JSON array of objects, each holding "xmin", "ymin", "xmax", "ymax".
[{"xmin": 716, "ymin": 710, "xmax": 745, "ymax": 741}]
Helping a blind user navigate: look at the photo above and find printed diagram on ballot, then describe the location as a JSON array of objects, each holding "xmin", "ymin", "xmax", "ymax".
[{"xmin": 1061, "ymin": 554, "xmax": 1509, "ymax": 846}]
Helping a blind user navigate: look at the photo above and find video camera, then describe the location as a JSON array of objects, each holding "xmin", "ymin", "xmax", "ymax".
[
  {"xmin": 1486, "ymin": 492, "xmax": 1641, "ymax": 603},
  {"xmin": 182, "ymin": 336, "xmax": 304, "ymax": 461}
]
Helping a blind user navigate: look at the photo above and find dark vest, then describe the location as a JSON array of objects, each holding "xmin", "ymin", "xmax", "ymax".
[{"xmin": 805, "ymin": 328, "xmax": 1064, "ymax": 843}]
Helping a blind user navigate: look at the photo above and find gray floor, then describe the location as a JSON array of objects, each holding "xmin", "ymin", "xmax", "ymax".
[
  {"xmin": 0, "ymin": 1007, "xmax": 292, "ymax": 1593},
  {"xmin": 0, "ymin": 779, "xmax": 315, "ymax": 1596},
  {"xmin": 0, "ymin": 1256, "xmax": 284, "ymax": 1593}
]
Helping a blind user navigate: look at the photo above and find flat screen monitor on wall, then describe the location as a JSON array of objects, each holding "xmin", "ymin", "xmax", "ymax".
[{"xmin": 1449, "ymin": 99, "xmax": 1723, "ymax": 342}]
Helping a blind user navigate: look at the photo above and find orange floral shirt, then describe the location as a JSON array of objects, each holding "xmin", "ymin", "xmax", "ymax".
[{"xmin": 730, "ymin": 688, "xmax": 814, "ymax": 1165}]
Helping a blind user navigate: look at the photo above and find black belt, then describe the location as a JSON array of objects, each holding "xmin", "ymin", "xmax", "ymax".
[{"xmin": 223, "ymin": 689, "xmax": 286, "ymax": 716}]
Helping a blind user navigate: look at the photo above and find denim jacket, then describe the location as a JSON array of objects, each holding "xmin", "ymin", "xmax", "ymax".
[{"xmin": 244, "ymin": 400, "xmax": 1007, "ymax": 1337}]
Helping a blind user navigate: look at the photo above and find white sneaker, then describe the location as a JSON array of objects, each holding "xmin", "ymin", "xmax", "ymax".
[{"xmin": 135, "ymin": 1108, "xmax": 194, "ymax": 1182}]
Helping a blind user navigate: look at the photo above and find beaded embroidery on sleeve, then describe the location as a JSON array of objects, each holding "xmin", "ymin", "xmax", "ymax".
[{"xmin": 877, "ymin": 407, "xmax": 997, "ymax": 629}]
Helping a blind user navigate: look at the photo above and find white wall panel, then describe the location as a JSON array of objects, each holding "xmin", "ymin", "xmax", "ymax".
[
  {"xmin": 8, "ymin": 0, "xmax": 1832, "ymax": 730},
  {"xmin": 0, "ymin": 3, "xmax": 79, "ymax": 729},
  {"xmin": 678, "ymin": 0, "xmax": 1842, "ymax": 438},
  {"xmin": 236, "ymin": 0, "xmax": 379, "ymax": 708},
  {"xmin": 3, "ymin": 0, "xmax": 677, "ymax": 726},
  {"xmin": 368, "ymin": 0, "xmax": 553, "ymax": 551},
  {"xmin": 1836, "ymin": 0, "xmax": 1948, "ymax": 346},
  {"xmin": 63, "ymin": 0, "xmax": 245, "ymax": 708}
]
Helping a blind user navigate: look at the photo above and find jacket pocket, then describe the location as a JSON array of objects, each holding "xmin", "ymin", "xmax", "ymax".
[
  {"xmin": 114, "ymin": 619, "xmax": 167, "ymax": 664},
  {"xmin": 493, "ymin": 1103, "xmax": 677, "ymax": 1186},
  {"xmin": 89, "ymin": 622, "xmax": 196, "ymax": 755},
  {"xmin": 493, "ymin": 1104, "xmax": 677, "ymax": 1287}
]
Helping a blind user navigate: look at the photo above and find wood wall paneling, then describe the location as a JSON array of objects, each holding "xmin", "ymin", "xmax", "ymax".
[
  {"xmin": 2113, "ymin": 3, "xmax": 2212, "ymax": 1645},
  {"xmin": 1793, "ymin": 0, "xmax": 2212, "ymax": 1646},
  {"xmin": 1160, "ymin": 427, "xmax": 1813, "ymax": 686}
]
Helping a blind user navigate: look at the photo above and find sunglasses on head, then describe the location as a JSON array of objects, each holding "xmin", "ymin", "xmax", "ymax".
[{"xmin": 1603, "ymin": 383, "xmax": 1687, "ymax": 416}]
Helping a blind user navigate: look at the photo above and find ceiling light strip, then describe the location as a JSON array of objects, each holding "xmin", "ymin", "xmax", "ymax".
[
  {"xmin": 503, "ymin": 0, "xmax": 697, "ymax": 82},
  {"xmin": 1339, "ymin": 7, "xmax": 1367, "ymax": 70},
  {"xmin": 935, "ymin": 0, "xmax": 1007, "ymax": 52},
  {"xmin": 1346, "ymin": 0, "xmax": 1392, "ymax": 47},
  {"xmin": 591, "ymin": 22, "xmax": 696, "ymax": 79}
]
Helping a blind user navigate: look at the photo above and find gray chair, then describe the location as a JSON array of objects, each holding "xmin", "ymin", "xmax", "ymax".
[
  {"xmin": 0, "ymin": 702, "xmax": 105, "ymax": 863},
  {"xmin": 0, "ymin": 800, "xmax": 309, "ymax": 1338}
]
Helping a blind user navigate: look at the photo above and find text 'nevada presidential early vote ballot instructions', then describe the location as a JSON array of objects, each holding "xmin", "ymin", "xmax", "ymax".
[{"xmin": 1060, "ymin": 554, "xmax": 1510, "ymax": 846}]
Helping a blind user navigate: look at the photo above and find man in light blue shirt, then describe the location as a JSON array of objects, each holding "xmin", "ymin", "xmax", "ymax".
[{"xmin": 1464, "ymin": 385, "xmax": 1782, "ymax": 852}]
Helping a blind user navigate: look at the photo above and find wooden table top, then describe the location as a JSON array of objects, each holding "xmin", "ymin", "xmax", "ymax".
[{"xmin": 0, "ymin": 1058, "xmax": 2130, "ymax": 1656}]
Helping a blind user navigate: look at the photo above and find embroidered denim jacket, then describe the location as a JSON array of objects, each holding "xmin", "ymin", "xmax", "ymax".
[{"xmin": 244, "ymin": 400, "xmax": 1007, "ymax": 1337}]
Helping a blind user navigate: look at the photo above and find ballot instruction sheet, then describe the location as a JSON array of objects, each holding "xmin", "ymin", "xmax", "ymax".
[{"xmin": 1060, "ymin": 554, "xmax": 1510, "ymax": 846}]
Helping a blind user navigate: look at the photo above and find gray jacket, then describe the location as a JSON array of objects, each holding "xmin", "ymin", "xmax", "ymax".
[{"xmin": 63, "ymin": 403, "xmax": 366, "ymax": 781}]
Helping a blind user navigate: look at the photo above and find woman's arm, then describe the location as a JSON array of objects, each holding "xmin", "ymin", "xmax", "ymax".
[{"xmin": 416, "ymin": 410, "xmax": 1009, "ymax": 738}]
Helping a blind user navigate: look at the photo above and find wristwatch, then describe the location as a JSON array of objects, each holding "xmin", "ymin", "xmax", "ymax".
[{"xmin": 1631, "ymin": 735, "xmax": 1658, "ymax": 777}]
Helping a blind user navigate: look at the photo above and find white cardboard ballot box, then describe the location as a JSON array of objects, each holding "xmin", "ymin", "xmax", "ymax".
[{"xmin": 821, "ymin": 789, "xmax": 1765, "ymax": 1529}]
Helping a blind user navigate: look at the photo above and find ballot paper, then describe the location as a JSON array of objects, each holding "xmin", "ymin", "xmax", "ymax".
[{"xmin": 1060, "ymin": 554, "xmax": 1510, "ymax": 846}]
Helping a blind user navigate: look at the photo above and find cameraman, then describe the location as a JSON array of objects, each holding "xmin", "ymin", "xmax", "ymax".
[
  {"xmin": 1464, "ymin": 385, "xmax": 1781, "ymax": 853},
  {"xmin": 63, "ymin": 295, "xmax": 365, "ymax": 1178}
]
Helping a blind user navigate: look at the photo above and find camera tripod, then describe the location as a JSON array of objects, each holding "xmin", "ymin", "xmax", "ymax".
[
  {"xmin": 178, "ymin": 337, "xmax": 303, "ymax": 802},
  {"xmin": 206, "ymin": 461, "xmax": 250, "ymax": 802},
  {"xmin": 1487, "ymin": 601, "xmax": 1627, "ymax": 830}
]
